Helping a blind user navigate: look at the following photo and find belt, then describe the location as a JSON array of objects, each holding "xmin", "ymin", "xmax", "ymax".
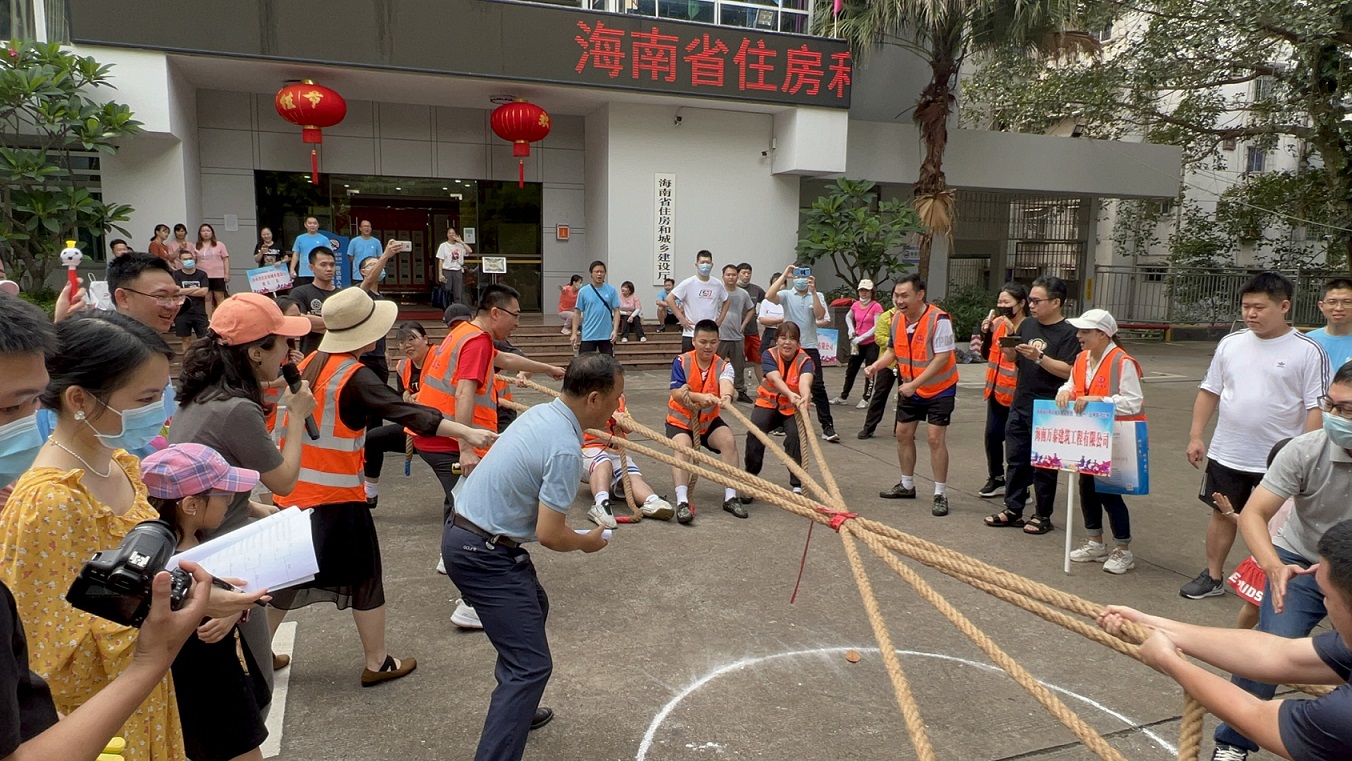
[{"xmin": 452, "ymin": 514, "xmax": 520, "ymax": 548}]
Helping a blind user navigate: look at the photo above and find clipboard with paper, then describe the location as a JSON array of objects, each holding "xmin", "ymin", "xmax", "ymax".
[{"xmin": 168, "ymin": 507, "xmax": 319, "ymax": 592}]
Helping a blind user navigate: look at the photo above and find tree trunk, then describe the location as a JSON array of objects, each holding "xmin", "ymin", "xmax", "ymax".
[{"xmin": 912, "ymin": 41, "xmax": 958, "ymax": 283}]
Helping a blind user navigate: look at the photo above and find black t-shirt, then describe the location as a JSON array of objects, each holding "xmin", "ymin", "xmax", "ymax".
[
  {"xmin": 1, "ymin": 580, "xmax": 59, "ymax": 756},
  {"xmin": 360, "ymin": 291, "xmax": 389, "ymax": 379},
  {"xmin": 1011, "ymin": 317, "xmax": 1079, "ymax": 407},
  {"xmin": 1278, "ymin": 630, "xmax": 1352, "ymax": 760},
  {"xmin": 173, "ymin": 269, "xmax": 208, "ymax": 318},
  {"xmin": 291, "ymin": 283, "xmax": 339, "ymax": 355}
]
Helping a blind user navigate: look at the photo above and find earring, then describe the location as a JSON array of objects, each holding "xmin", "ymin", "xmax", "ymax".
[{"xmin": 74, "ymin": 410, "xmax": 86, "ymax": 421}]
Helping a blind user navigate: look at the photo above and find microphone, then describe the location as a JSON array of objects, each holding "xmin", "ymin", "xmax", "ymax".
[{"xmin": 281, "ymin": 363, "xmax": 320, "ymax": 441}]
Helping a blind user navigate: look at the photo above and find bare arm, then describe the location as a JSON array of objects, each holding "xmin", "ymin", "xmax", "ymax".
[
  {"xmin": 537, "ymin": 505, "xmax": 606, "ymax": 553},
  {"xmin": 260, "ymin": 384, "xmax": 316, "ymax": 495},
  {"xmin": 358, "ymin": 241, "xmax": 400, "ymax": 293},
  {"xmin": 1187, "ymin": 389, "xmax": 1221, "ymax": 467},
  {"xmin": 1305, "ymin": 406, "xmax": 1322, "ymax": 433},
  {"xmin": 714, "ymin": 297, "xmax": 730, "ymax": 326},
  {"xmin": 1156, "ymin": 655, "xmax": 1289, "ymax": 758},
  {"xmin": 494, "ymin": 351, "xmax": 564, "ymax": 379}
]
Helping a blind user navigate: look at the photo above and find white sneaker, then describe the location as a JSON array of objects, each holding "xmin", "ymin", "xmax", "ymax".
[
  {"xmin": 856, "ymin": 398, "xmax": 869, "ymax": 409},
  {"xmin": 560, "ymin": 328, "xmax": 569, "ymax": 334},
  {"xmin": 829, "ymin": 396, "xmax": 847, "ymax": 405},
  {"xmin": 640, "ymin": 497, "xmax": 675, "ymax": 521},
  {"xmin": 792, "ymin": 486, "xmax": 802, "ymax": 494},
  {"xmin": 436, "ymin": 555, "xmax": 447, "ymax": 575},
  {"xmin": 621, "ymin": 338, "xmax": 629, "ymax": 343},
  {"xmin": 1103, "ymin": 549, "xmax": 1135, "ymax": 575},
  {"xmin": 640, "ymin": 337, "xmax": 647, "ymax": 342},
  {"xmin": 1069, "ymin": 541, "xmax": 1109, "ymax": 563},
  {"xmin": 588, "ymin": 500, "xmax": 618, "ymax": 529},
  {"xmin": 451, "ymin": 599, "xmax": 483, "ymax": 630}
]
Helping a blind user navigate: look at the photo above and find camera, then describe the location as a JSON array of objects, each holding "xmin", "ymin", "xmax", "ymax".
[{"xmin": 66, "ymin": 520, "xmax": 191, "ymax": 628}]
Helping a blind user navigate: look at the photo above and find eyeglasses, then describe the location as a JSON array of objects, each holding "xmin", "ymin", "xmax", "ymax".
[
  {"xmin": 1027, "ymin": 298, "xmax": 1052, "ymax": 306},
  {"xmin": 1321, "ymin": 299, "xmax": 1352, "ymax": 308},
  {"xmin": 1319, "ymin": 396, "xmax": 1352, "ymax": 419},
  {"xmin": 498, "ymin": 308, "xmax": 521, "ymax": 320},
  {"xmin": 123, "ymin": 287, "xmax": 186, "ymax": 307}
]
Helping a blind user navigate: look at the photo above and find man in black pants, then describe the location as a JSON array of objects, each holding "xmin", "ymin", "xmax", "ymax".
[
  {"xmin": 983, "ymin": 276, "xmax": 1079, "ymax": 534},
  {"xmin": 859, "ymin": 302, "xmax": 897, "ymax": 438}
]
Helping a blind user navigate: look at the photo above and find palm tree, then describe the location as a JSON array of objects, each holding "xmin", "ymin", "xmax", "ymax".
[{"xmin": 822, "ymin": 0, "xmax": 1092, "ymax": 280}]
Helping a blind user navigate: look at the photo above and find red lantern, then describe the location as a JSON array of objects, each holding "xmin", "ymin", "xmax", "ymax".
[
  {"xmin": 490, "ymin": 100, "xmax": 551, "ymax": 187},
  {"xmin": 275, "ymin": 80, "xmax": 347, "ymax": 183}
]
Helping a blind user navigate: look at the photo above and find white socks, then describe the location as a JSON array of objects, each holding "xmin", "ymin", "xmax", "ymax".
[
  {"xmin": 900, "ymin": 475, "xmax": 915, "ymax": 490},
  {"xmin": 934, "ymin": 482, "xmax": 946, "ymax": 496},
  {"xmin": 364, "ymin": 481, "xmax": 378, "ymax": 498},
  {"xmin": 595, "ymin": 491, "xmax": 609, "ymax": 505},
  {"xmin": 724, "ymin": 487, "xmax": 737, "ymax": 501},
  {"xmin": 675, "ymin": 485, "xmax": 689, "ymax": 503}
]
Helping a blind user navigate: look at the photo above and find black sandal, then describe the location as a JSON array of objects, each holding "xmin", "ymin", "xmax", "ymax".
[
  {"xmin": 984, "ymin": 509, "xmax": 1025, "ymax": 528},
  {"xmin": 1022, "ymin": 516, "xmax": 1054, "ymax": 535}
]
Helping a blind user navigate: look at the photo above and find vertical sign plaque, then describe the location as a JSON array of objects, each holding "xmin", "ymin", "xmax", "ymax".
[{"xmin": 654, "ymin": 173, "xmax": 675, "ymax": 286}]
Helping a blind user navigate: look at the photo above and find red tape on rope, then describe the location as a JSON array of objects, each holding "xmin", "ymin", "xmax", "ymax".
[{"xmin": 814, "ymin": 506, "xmax": 858, "ymax": 531}]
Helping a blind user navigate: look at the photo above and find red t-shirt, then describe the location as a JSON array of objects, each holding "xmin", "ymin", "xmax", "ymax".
[
  {"xmin": 558, "ymin": 287, "xmax": 578, "ymax": 313},
  {"xmin": 413, "ymin": 331, "xmax": 495, "ymax": 453}
]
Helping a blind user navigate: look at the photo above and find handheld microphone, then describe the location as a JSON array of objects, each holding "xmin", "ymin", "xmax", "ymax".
[{"xmin": 281, "ymin": 363, "xmax": 320, "ymax": 441}]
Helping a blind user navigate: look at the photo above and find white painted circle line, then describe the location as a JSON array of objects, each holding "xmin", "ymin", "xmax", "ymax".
[{"xmin": 634, "ymin": 646, "xmax": 1177, "ymax": 760}]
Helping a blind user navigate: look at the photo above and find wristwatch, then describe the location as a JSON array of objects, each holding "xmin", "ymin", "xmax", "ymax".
[{"xmin": 1035, "ymin": 352, "xmax": 1046, "ymax": 365}]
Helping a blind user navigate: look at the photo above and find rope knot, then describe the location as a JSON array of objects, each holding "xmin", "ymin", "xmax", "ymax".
[{"xmin": 814, "ymin": 505, "xmax": 858, "ymax": 531}]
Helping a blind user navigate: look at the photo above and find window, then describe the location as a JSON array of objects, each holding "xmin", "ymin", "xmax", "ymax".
[
  {"xmin": 2, "ymin": 0, "xmax": 35, "ymax": 40},
  {"xmin": 1154, "ymin": 199, "xmax": 1173, "ymax": 216},
  {"xmin": 1091, "ymin": 23, "xmax": 1113, "ymax": 42},
  {"xmin": 1245, "ymin": 146, "xmax": 1267, "ymax": 173},
  {"xmin": 1252, "ymin": 76, "xmax": 1276, "ymax": 103},
  {"xmin": 1145, "ymin": 266, "xmax": 1166, "ymax": 283}
]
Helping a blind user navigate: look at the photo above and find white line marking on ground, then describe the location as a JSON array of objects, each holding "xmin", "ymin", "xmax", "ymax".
[
  {"xmin": 634, "ymin": 646, "xmax": 1176, "ymax": 760},
  {"xmin": 262, "ymin": 622, "xmax": 297, "ymax": 759}
]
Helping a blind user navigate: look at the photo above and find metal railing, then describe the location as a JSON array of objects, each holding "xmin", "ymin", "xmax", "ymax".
[{"xmin": 1094, "ymin": 264, "xmax": 1346, "ymax": 327}]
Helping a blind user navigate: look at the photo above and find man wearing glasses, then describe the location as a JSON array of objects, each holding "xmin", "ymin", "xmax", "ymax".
[
  {"xmin": 1309, "ymin": 278, "xmax": 1352, "ymax": 373},
  {"xmin": 1208, "ymin": 368, "xmax": 1352, "ymax": 759},
  {"xmin": 109, "ymin": 253, "xmax": 186, "ymax": 334}
]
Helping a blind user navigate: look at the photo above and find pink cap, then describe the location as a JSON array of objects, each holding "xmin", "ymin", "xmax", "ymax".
[
  {"xmin": 140, "ymin": 443, "xmax": 260, "ymax": 499},
  {"xmin": 211, "ymin": 293, "xmax": 311, "ymax": 346}
]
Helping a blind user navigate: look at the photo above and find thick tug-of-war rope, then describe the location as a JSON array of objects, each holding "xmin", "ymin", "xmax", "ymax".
[{"xmin": 497, "ymin": 375, "xmax": 1326, "ymax": 760}]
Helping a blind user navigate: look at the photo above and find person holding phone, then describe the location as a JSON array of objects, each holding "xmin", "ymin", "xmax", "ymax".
[{"xmin": 978, "ymin": 283, "xmax": 1028, "ymax": 499}]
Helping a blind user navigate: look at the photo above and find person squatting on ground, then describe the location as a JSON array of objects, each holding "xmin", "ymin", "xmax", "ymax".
[
  {"xmin": 617, "ymin": 281, "xmax": 647, "ymax": 343},
  {"xmin": 833, "ymin": 279, "xmax": 883, "ymax": 409},
  {"xmin": 716, "ymin": 264, "xmax": 757, "ymax": 404},
  {"xmin": 557, "ymin": 275, "xmax": 581, "ymax": 334},
  {"xmin": 765, "ymin": 264, "xmax": 838, "ymax": 442},
  {"xmin": 868, "ymin": 275, "xmax": 958, "ymax": 517},
  {"xmin": 666, "ymin": 319, "xmax": 745, "ymax": 522},
  {"xmin": 744, "ymin": 322, "xmax": 815, "ymax": 499},
  {"xmin": 582, "ymin": 395, "xmax": 675, "ymax": 528},
  {"xmin": 984, "ymin": 275, "xmax": 1080, "ymax": 535},
  {"xmin": 1056, "ymin": 309, "xmax": 1145, "ymax": 575},
  {"xmin": 1099, "ymin": 519, "xmax": 1352, "ymax": 761},
  {"xmin": 1182, "ymin": 272, "xmax": 1327, "ymax": 600},
  {"xmin": 977, "ymin": 282, "xmax": 1027, "ymax": 498},
  {"xmin": 442, "ymin": 353, "xmax": 619, "ymax": 761}
]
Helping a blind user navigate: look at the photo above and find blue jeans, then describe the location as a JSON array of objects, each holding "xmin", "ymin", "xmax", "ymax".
[
  {"xmin": 444, "ymin": 525, "xmax": 552, "ymax": 761},
  {"xmin": 1214, "ymin": 546, "xmax": 1326, "ymax": 752}
]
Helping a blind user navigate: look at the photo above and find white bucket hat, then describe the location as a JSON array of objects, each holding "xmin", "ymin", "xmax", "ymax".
[
  {"xmin": 1067, "ymin": 308, "xmax": 1118, "ymax": 337},
  {"xmin": 318, "ymin": 287, "xmax": 399, "ymax": 354}
]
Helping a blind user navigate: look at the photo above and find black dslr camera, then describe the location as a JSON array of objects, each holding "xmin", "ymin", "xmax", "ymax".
[{"xmin": 66, "ymin": 520, "xmax": 191, "ymax": 627}]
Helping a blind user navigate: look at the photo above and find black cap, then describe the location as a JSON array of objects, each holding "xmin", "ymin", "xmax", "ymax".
[{"xmin": 443, "ymin": 303, "xmax": 473, "ymax": 326}]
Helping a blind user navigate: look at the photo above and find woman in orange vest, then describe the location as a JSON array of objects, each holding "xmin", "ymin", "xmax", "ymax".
[
  {"xmin": 1055, "ymin": 308, "xmax": 1144, "ymax": 575},
  {"xmin": 745, "ymin": 321, "xmax": 815, "ymax": 497},
  {"xmin": 978, "ymin": 282, "xmax": 1028, "ymax": 499},
  {"xmin": 361, "ymin": 321, "xmax": 434, "ymax": 508},
  {"xmin": 269, "ymin": 288, "xmax": 497, "ymax": 687}
]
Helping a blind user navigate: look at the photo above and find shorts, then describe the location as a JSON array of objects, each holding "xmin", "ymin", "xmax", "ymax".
[
  {"xmin": 207, "ymin": 277, "xmax": 229, "ymax": 294},
  {"xmin": 665, "ymin": 417, "xmax": 727, "ymax": 453},
  {"xmin": 896, "ymin": 393, "xmax": 955, "ymax": 426},
  {"xmin": 174, "ymin": 312, "xmax": 209, "ymax": 338},
  {"xmin": 583, "ymin": 446, "xmax": 641, "ymax": 485},
  {"xmin": 1226, "ymin": 556, "xmax": 1266, "ymax": 606},
  {"xmin": 744, "ymin": 334, "xmax": 761, "ymax": 362},
  {"xmin": 1198, "ymin": 458, "xmax": 1264, "ymax": 512}
]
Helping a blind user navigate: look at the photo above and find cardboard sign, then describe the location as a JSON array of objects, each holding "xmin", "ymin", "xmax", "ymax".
[
  {"xmin": 247, "ymin": 263, "xmax": 293, "ymax": 294},
  {"xmin": 1030, "ymin": 399, "xmax": 1114, "ymax": 476},
  {"xmin": 817, "ymin": 328, "xmax": 840, "ymax": 365}
]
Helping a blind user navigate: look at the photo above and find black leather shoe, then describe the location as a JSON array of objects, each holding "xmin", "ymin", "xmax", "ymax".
[
  {"xmin": 531, "ymin": 707, "xmax": 554, "ymax": 731},
  {"xmin": 857, "ymin": 429, "xmax": 874, "ymax": 440}
]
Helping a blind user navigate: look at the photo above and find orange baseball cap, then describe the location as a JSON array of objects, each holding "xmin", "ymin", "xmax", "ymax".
[{"xmin": 211, "ymin": 293, "xmax": 311, "ymax": 346}]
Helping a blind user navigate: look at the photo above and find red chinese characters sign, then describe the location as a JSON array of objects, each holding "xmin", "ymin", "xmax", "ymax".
[{"xmin": 574, "ymin": 21, "xmax": 851, "ymax": 107}]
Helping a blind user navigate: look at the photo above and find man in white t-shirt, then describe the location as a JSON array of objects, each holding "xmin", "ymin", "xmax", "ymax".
[
  {"xmin": 1182, "ymin": 272, "xmax": 1328, "ymax": 600},
  {"xmin": 667, "ymin": 250, "xmax": 729, "ymax": 353},
  {"xmin": 436, "ymin": 228, "xmax": 472, "ymax": 306}
]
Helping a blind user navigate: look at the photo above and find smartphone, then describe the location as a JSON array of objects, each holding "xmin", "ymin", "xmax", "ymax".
[
  {"xmin": 793, "ymin": 267, "xmax": 811, "ymax": 278},
  {"xmin": 999, "ymin": 335, "xmax": 1024, "ymax": 349},
  {"xmin": 394, "ymin": 240, "xmax": 413, "ymax": 253}
]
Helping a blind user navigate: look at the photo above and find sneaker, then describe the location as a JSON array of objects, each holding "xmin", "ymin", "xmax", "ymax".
[
  {"xmin": 587, "ymin": 500, "xmax": 618, "ymax": 529},
  {"xmin": 1210, "ymin": 746, "xmax": 1247, "ymax": 761},
  {"xmin": 641, "ymin": 497, "xmax": 675, "ymax": 521},
  {"xmin": 771, "ymin": 428, "xmax": 786, "ymax": 437},
  {"xmin": 830, "ymin": 396, "xmax": 847, "ymax": 405},
  {"xmin": 1070, "ymin": 541, "xmax": 1110, "ymax": 563},
  {"xmin": 1103, "ymin": 549, "xmax": 1135, "ymax": 575},
  {"xmin": 436, "ymin": 555, "xmax": 447, "ymax": 575},
  {"xmin": 792, "ymin": 486, "xmax": 803, "ymax": 494},
  {"xmin": 736, "ymin": 392, "xmax": 755, "ymax": 404},
  {"xmin": 656, "ymin": 325, "xmax": 666, "ymax": 333},
  {"xmin": 931, "ymin": 494, "xmax": 949, "ymax": 517},
  {"xmin": 857, "ymin": 429, "xmax": 874, "ymax": 440},
  {"xmin": 856, "ymin": 398, "xmax": 869, "ymax": 409},
  {"xmin": 640, "ymin": 337, "xmax": 647, "ymax": 342},
  {"xmin": 977, "ymin": 478, "xmax": 1006, "ymax": 498},
  {"xmin": 676, "ymin": 501, "xmax": 695, "ymax": 525},
  {"xmin": 880, "ymin": 483, "xmax": 917, "ymax": 499},
  {"xmin": 723, "ymin": 499, "xmax": 749, "ymax": 519},
  {"xmin": 451, "ymin": 599, "xmax": 483, "ymax": 630},
  {"xmin": 1180, "ymin": 570, "xmax": 1225, "ymax": 599},
  {"xmin": 560, "ymin": 328, "xmax": 570, "ymax": 334},
  {"xmin": 822, "ymin": 426, "xmax": 840, "ymax": 443},
  {"xmin": 621, "ymin": 337, "xmax": 629, "ymax": 343}
]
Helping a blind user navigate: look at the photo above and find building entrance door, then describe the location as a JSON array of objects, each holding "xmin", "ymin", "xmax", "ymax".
[{"xmin": 347, "ymin": 203, "xmax": 458, "ymax": 298}]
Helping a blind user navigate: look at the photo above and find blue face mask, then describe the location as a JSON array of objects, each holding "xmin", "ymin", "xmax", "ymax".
[
  {"xmin": 697, "ymin": 263, "xmax": 713, "ymax": 277},
  {"xmin": 1323, "ymin": 412, "xmax": 1352, "ymax": 449},
  {"xmin": 0, "ymin": 412, "xmax": 45, "ymax": 485},
  {"xmin": 181, "ymin": 259, "xmax": 196, "ymax": 269},
  {"xmin": 793, "ymin": 278, "xmax": 809, "ymax": 292},
  {"xmin": 88, "ymin": 398, "xmax": 165, "ymax": 452}
]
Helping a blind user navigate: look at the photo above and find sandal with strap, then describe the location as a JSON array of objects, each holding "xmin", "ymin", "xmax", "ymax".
[
  {"xmin": 984, "ymin": 509, "xmax": 1025, "ymax": 528},
  {"xmin": 1023, "ymin": 515, "xmax": 1054, "ymax": 535}
]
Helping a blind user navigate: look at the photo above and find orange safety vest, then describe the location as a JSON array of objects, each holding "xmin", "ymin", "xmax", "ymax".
[
  {"xmin": 396, "ymin": 358, "xmax": 416, "ymax": 399},
  {"xmin": 756, "ymin": 347, "xmax": 812, "ymax": 415},
  {"xmin": 273, "ymin": 353, "xmax": 366, "ymax": 508},
  {"xmin": 891, "ymin": 304, "xmax": 959, "ymax": 398},
  {"xmin": 417, "ymin": 321, "xmax": 498, "ymax": 456},
  {"xmin": 1070, "ymin": 345, "xmax": 1147, "ymax": 422},
  {"xmin": 666, "ymin": 351, "xmax": 728, "ymax": 432},
  {"xmin": 984, "ymin": 320, "xmax": 1017, "ymax": 407},
  {"xmin": 262, "ymin": 384, "xmax": 283, "ymax": 433},
  {"xmin": 583, "ymin": 396, "xmax": 627, "ymax": 450}
]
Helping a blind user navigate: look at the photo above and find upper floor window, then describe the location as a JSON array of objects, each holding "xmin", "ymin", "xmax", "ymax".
[
  {"xmin": 585, "ymin": 0, "xmax": 813, "ymax": 35},
  {"xmin": 1245, "ymin": 146, "xmax": 1267, "ymax": 174}
]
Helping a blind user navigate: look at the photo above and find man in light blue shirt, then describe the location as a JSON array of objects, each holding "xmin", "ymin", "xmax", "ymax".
[
  {"xmin": 346, "ymin": 219, "xmax": 383, "ymax": 282},
  {"xmin": 289, "ymin": 216, "xmax": 334, "ymax": 285},
  {"xmin": 444, "ymin": 353, "xmax": 619, "ymax": 761},
  {"xmin": 571, "ymin": 260, "xmax": 621, "ymax": 356},
  {"xmin": 1309, "ymin": 278, "xmax": 1352, "ymax": 376}
]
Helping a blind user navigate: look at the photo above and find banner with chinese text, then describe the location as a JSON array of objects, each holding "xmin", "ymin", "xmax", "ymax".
[
  {"xmin": 1094, "ymin": 420, "xmax": 1150, "ymax": 495},
  {"xmin": 817, "ymin": 328, "xmax": 839, "ymax": 365},
  {"xmin": 247, "ymin": 264, "xmax": 292, "ymax": 294},
  {"xmin": 654, "ymin": 173, "xmax": 675, "ymax": 286},
  {"xmin": 1030, "ymin": 400, "xmax": 1114, "ymax": 476}
]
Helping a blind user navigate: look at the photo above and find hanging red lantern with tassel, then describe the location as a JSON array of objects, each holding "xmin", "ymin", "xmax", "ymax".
[
  {"xmin": 275, "ymin": 80, "xmax": 347, "ymax": 183},
  {"xmin": 490, "ymin": 100, "xmax": 551, "ymax": 187}
]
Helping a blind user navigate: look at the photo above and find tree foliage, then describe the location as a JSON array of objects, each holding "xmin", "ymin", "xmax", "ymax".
[
  {"xmin": 796, "ymin": 178, "xmax": 925, "ymax": 290},
  {"xmin": 962, "ymin": 0, "xmax": 1352, "ymax": 264},
  {"xmin": 0, "ymin": 41, "xmax": 141, "ymax": 288}
]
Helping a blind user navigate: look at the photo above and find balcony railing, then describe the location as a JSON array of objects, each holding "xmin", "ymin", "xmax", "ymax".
[{"xmin": 577, "ymin": 0, "xmax": 814, "ymax": 36}]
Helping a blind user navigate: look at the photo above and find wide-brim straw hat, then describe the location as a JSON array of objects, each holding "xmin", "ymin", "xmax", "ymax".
[{"xmin": 318, "ymin": 287, "xmax": 398, "ymax": 354}]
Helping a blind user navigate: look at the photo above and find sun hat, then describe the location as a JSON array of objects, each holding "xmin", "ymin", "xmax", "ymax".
[
  {"xmin": 211, "ymin": 293, "xmax": 311, "ymax": 346},
  {"xmin": 318, "ymin": 287, "xmax": 398, "ymax": 354},
  {"xmin": 1067, "ymin": 308, "xmax": 1118, "ymax": 337},
  {"xmin": 141, "ymin": 443, "xmax": 260, "ymax": 499},
  {"xmin": 443, "ymin": 303, "xmax": 473, "ymax": 326},
  {"xmin": 857, "ymin": 279, "xmax": 875, "ymax": 291}
]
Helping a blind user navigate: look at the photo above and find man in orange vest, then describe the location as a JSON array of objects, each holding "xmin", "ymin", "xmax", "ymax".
[
  {"xmin": 866, "ymin": 275, "xmax": 959, "ymax": 517},
  {"xmin": 667, "ymin": 319, "xmax": 743, "ymax": 523}
]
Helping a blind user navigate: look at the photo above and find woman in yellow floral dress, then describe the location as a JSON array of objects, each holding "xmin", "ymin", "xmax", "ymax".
[{"xmin": 0, "ymin": 312, "xmax": 264, "ymax": 761}]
